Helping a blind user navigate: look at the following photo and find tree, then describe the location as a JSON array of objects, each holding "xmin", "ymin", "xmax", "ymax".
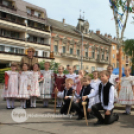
[
  {"xmin": 124, "ymin": 39, "xmax": 134, "ymax": 74},
  {"xmin": 109, "ymin": 0, "xmax": 133, "ymax": 92}
]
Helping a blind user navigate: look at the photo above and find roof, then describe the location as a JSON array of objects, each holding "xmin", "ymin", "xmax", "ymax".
[{"xmin": 47, "ymin": 18, "xmax": 110, "ymax": 45}]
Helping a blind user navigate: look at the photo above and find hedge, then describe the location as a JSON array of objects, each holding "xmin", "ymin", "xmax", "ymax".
[{"xmin": 0, "ymin": 68, "xmax": 11, "ymax": 83}]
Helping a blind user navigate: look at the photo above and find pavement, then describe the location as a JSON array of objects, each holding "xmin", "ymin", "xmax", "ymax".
[{"xmin": 0, "ymin": 98, "xmax": 134, "ymax": 134}]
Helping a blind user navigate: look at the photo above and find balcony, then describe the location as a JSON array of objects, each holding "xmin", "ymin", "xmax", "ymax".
[
  {"xmin": 0, "ymin": 34, "xmax": 25, "ymax": 41},
  {"xmin": 0, "ymin": 16, "xmax": 26, "ymax": 26},
  {"xmin": 0, "ymin": 3, "xmax": 17, "ymax": 11},
  {"xmin": 26, "ymin": 38, "xmax": 50, "ymax": 46},
  {"xmin": 27, "ymin": 13, "xmax": 45, "ymax": 21}
]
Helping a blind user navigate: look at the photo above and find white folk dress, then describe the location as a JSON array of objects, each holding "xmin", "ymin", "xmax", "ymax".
[
  {"xmin": 109, "ymin": 74, "xmax": 119, "ymax": 102},
  {"xmin": 40, "ymin": 70, "xmax": 54, "ymax": 99},
  {"xmin": 18, "ymin": 71, "xmax": 32, "ymax": 99},
  {"xmin": 2, "ymin": 71, "xmax": 19, "ymax": 98},
  {"xmin": 119, "ymin": 76, "xmax": 134, "ymax": 105},
  {"xmin": 66, "ymin": 73, "xmax": 77, "ymax": 90},
  {"xmin": 30, "ymin": 71, "xmax": 40, "ymax": 97},
  {"xmin": 90, "ymin": 79, "xmax": 101, "ymax": 104}
]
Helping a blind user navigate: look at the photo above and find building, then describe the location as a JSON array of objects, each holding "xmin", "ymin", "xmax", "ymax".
[
  {"xmin": 96, "ymin": 33, "xmax": 132, "ymax": 68},
  {"xmin": 0, "ymin": 0, "xmax": 53, "ymax": 68},
  {"xmin": 48, "ymin": 17, "xmax": 112, "ymax": 73}
]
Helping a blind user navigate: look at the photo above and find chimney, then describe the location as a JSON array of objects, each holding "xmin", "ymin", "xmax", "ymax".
[
  {"xmin": 63, "ymin": 18, "xmax": 65, "ymax": 24},
  {"xmin": 105, "ymin": 33, "xmax": 108, "ymax": 37},
  {"xmin": 113, "ymin": 37, "xmax": 116, "ymax": 40},
  {"xmin": 96, "ymin": 30, "xmax": 100, "ymax": 35},
  {"xmin": 108, "ymin": 34, "xmax": 112, "ymax": 39}
]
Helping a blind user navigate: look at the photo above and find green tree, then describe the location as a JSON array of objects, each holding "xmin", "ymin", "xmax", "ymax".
[{"xmin": 124, "ymin": 39, "xmax": 134, "ymax": 74}]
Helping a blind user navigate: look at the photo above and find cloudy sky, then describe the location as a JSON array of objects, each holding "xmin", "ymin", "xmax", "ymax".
[{"xmin": 25, "ymin": 0, "xmax": 134, "ymax": 39}]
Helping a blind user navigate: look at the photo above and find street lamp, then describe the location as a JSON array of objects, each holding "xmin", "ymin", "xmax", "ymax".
[{"xmin": 75, "ymin": 30, "xmax": 91, "ymax": 69}]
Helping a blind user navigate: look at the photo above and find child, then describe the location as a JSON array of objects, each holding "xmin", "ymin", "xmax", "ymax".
[
  {"xmin": 30, "ymin": 63, "xmax": 41, "ymax": 108},
  {"xmin": 3, "ymin": 63, "xmax": 19, "ymax": 109},
  {"xmin": 40, "ymin": 62, "xmax": 54, "ymax": 107},
  {"xmin": 73, "ymin": 76, "xmax": 95, "ymax": 120},
  {"xmin": 18, "ymin": 63, "xmax": 32, "ymax": 109},
  {"xmin": 75, "ymin": 70, "xmax": 84, "ymax": 95},
  {"xmin": 66, "ymin": 66, "xmax": 76, "ymax": 90},
  {"xmin": 90, "ymin": 71, "xmax": 101, "ymax": 104},
  {"xmin": 91, "ymin": 70, "xmax": 119, "ymax": 125},
  {"xmin": 107, "ymin": 64, "xmax": 118, "ymax": 102},
  {"xmin": 118, "ymin": 66, "xmax": 134, "ymax": 115},
  {"xmin": 56, "ymin": 78, "xmax": 74, "ymax": 114},
  {"xmin": 53, "ymin": 65, "xmax": 66, "ymax": 108}
]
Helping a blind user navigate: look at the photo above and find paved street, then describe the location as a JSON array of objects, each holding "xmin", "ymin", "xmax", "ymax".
[{"xmin": 0, "ymin": 96, "xmax": 134, "ymax": 134}]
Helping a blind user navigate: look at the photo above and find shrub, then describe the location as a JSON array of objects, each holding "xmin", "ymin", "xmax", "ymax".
[{"xmin": 0, "ymin": 68, "xmax": 11, "ymax": 83}]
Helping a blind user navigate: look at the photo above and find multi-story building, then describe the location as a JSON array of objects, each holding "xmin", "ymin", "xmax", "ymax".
[
  {"xmin": 96, "ymin": 33, "xmax": 132, "ymax": 68},
  {"xmin": 48, "ymin": 17, "xmax": 111, "ymax": 73},
  {"xmin": 0, "ymin": 0, "xmax": 52, "ymax": 68}
]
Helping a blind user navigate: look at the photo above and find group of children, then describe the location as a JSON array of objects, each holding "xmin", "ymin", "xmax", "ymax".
[{"xmin": 2, "ymin": 62, "xmax": 134, "ymax": 125}]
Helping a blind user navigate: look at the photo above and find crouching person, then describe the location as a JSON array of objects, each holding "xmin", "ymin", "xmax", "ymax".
[
  {"xmin": 56, "ymin": 78, "xmax": 75, "ymax": 114},
  {"xmin": 73, "ymin": 76, "xmax": 95, "ymax": 120},
  {"xmin": 92, "ymin": 70, "xmax": 119, "ymax": 126}
]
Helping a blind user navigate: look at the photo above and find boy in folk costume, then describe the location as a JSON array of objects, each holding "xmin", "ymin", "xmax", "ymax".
[
  {"xmin": 91, "ymin": 70, "xmax": 119, "ymax": 125},
  {"xmin": 73, "ymin": 76, "xmax": 95, "ymax": 120},
  {"xmin": 2, "ymin": 63, "xmax": 19, "ymax": 109},
  {"xmin": 40, "ymin": 62, "xmax": 54, "ymax": 107},
  {"xmin": 56, "ymin": 78, "xmax": 75, "ymax": 114},
  {"xmin": 53, "ymin": 65, "xmax": 66, "ymax": 108},
  {"xmin": 117, "ymin": 66, "xmax": 134, "ymax": 115}
]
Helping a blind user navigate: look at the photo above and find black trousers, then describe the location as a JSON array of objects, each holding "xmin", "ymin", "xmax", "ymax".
[
  {"xmin": 60, "ymin": 99, "xmax": 71, "ymax": 114},
  {"xmin": 72, "ymin": 102, "xmax": 88, "ymax": 117},
  {"xmin": 26, "ymin": 100, "xmax": 30, "ymax": 108},
  {"xmin": 92, "ymin": 103, "xmax": 118, "ymax": 124}
]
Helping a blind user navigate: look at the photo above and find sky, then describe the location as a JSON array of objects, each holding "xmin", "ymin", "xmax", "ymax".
[{"xmin": 24, "ymin": 0, "xmax": 134, "ymax": 39}]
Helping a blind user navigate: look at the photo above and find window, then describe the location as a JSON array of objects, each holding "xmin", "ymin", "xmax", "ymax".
[
  {"xmin": 34, "ymin": 51, "xmax": 38, "ymax": 56},
  {"xmin": 92, "ymin": 51, "xmax": 94, "ymax": 58},
  {"xmin": 33, "ymin": 36, "xmax": 37, "ymax": 42},
  {"xmin": 113, "ymin": 63, "xmax": 115, "ymax": 68},
  {"xmin": 113, "ymin": 54, "xmax": 115, "ymax": 59},
  {"xmin": 10, "ymin": 47, "xmax": 14, "ymax": 53},
  {"xmin": 70, "ymin": 48, "xmax": 73, "ymax": 54},
  {"xmin": 107, "ymin": 56, "xmax": 109, "ymax": 61},
  {"xmin": 15, "ymin": 48, "xmax": 19, "ymax": 53},
  {"xmin": 77, "ymin": 50, "xmax": 80, "ymax": 56},
  {"xmin": 97, "ymin": 53, "xmax": 99, "ymax": 59},
  {"xmin": 27, "ymin": 8, "xmax": 31, "ymax": 14},
  {"xmin": 20, "ymin": 49, "xmax": 24, "ymax": 54},
  {"xmin": 43, "ymin": 51, "xmax": 48, "ymax": 57},
  {"xmin": 62, "ymin": 46, "xmax": 66, "ymax": 53},
  {"xmin": 91, "ymin": 66, "xmax": 95, "ymax": 72},
  {"xmin": 54, "ymin": 45, "xmax": 58, "ymax": 52},
  {"xmin": 102, "ymin": 53, "xmax": 104, "ymax": 60},
  {"xmin": 113, "ymin": 46, "xmax": 115, "ymax": 50},
  {"xmin": 0, "ymin": 45, "xmax": 5, "ymax": 51},
  {"xmin": 85, "ymin": 52, "xmax": 88, "ymax": 57}
]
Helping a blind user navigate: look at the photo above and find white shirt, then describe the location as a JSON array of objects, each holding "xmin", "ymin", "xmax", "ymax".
[
  {"xmin": 101, "ymin": 83, "xmax": 114, "ymax": 110},
  {"xmin": 75, "ymin": 87, "xmax": 95, "ymax": 109},
  {"xmin": 90, "ymin": 79, "xmax": 101, "ymax": 104}
]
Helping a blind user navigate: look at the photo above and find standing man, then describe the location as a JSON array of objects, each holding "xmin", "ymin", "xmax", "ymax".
[{"xmin": 20, "ymin": 47, "xmax": 38, "ymax": 108}]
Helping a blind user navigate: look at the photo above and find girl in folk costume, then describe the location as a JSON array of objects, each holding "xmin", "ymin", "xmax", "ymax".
[
  {"xmin": 75, "ymin": 70, "xmax": 84, "ymax": 95},
  {"xmin": 107, "ymin": 64, "xmax": 119, "ymax": 102},
  {"xmin": 53, "ymin": 65, "xmax": 66, "ymax": 108},
  {"xmin": 18, "ymin": 63, "xmax": 32, "ymax": 109},
  {"xmin": 65, "ymin": 66, "xmax": 77, "ymax": 90},
  {"xmin": 30, "ymin": 63, "xmax": 42, "ymax": 108},
  {"xmin": 2, "ymin": 63, "xmax": 19, "ymax": 109},
  {"xmin": 40, "ymin": 62, "xmax": 54, "ymax": 107},
  {"xmin": 117, "ymin": 66, "xmax": 134, "ymax": 115},
  {"xmin": 90, "ymin": 71, "xmax": 101, "ymax": 104}
]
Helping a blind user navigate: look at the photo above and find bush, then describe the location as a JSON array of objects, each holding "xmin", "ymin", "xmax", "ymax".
[{"xmin": 0, "ymin": 68, "xmax": 11, "ymax": 83}]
